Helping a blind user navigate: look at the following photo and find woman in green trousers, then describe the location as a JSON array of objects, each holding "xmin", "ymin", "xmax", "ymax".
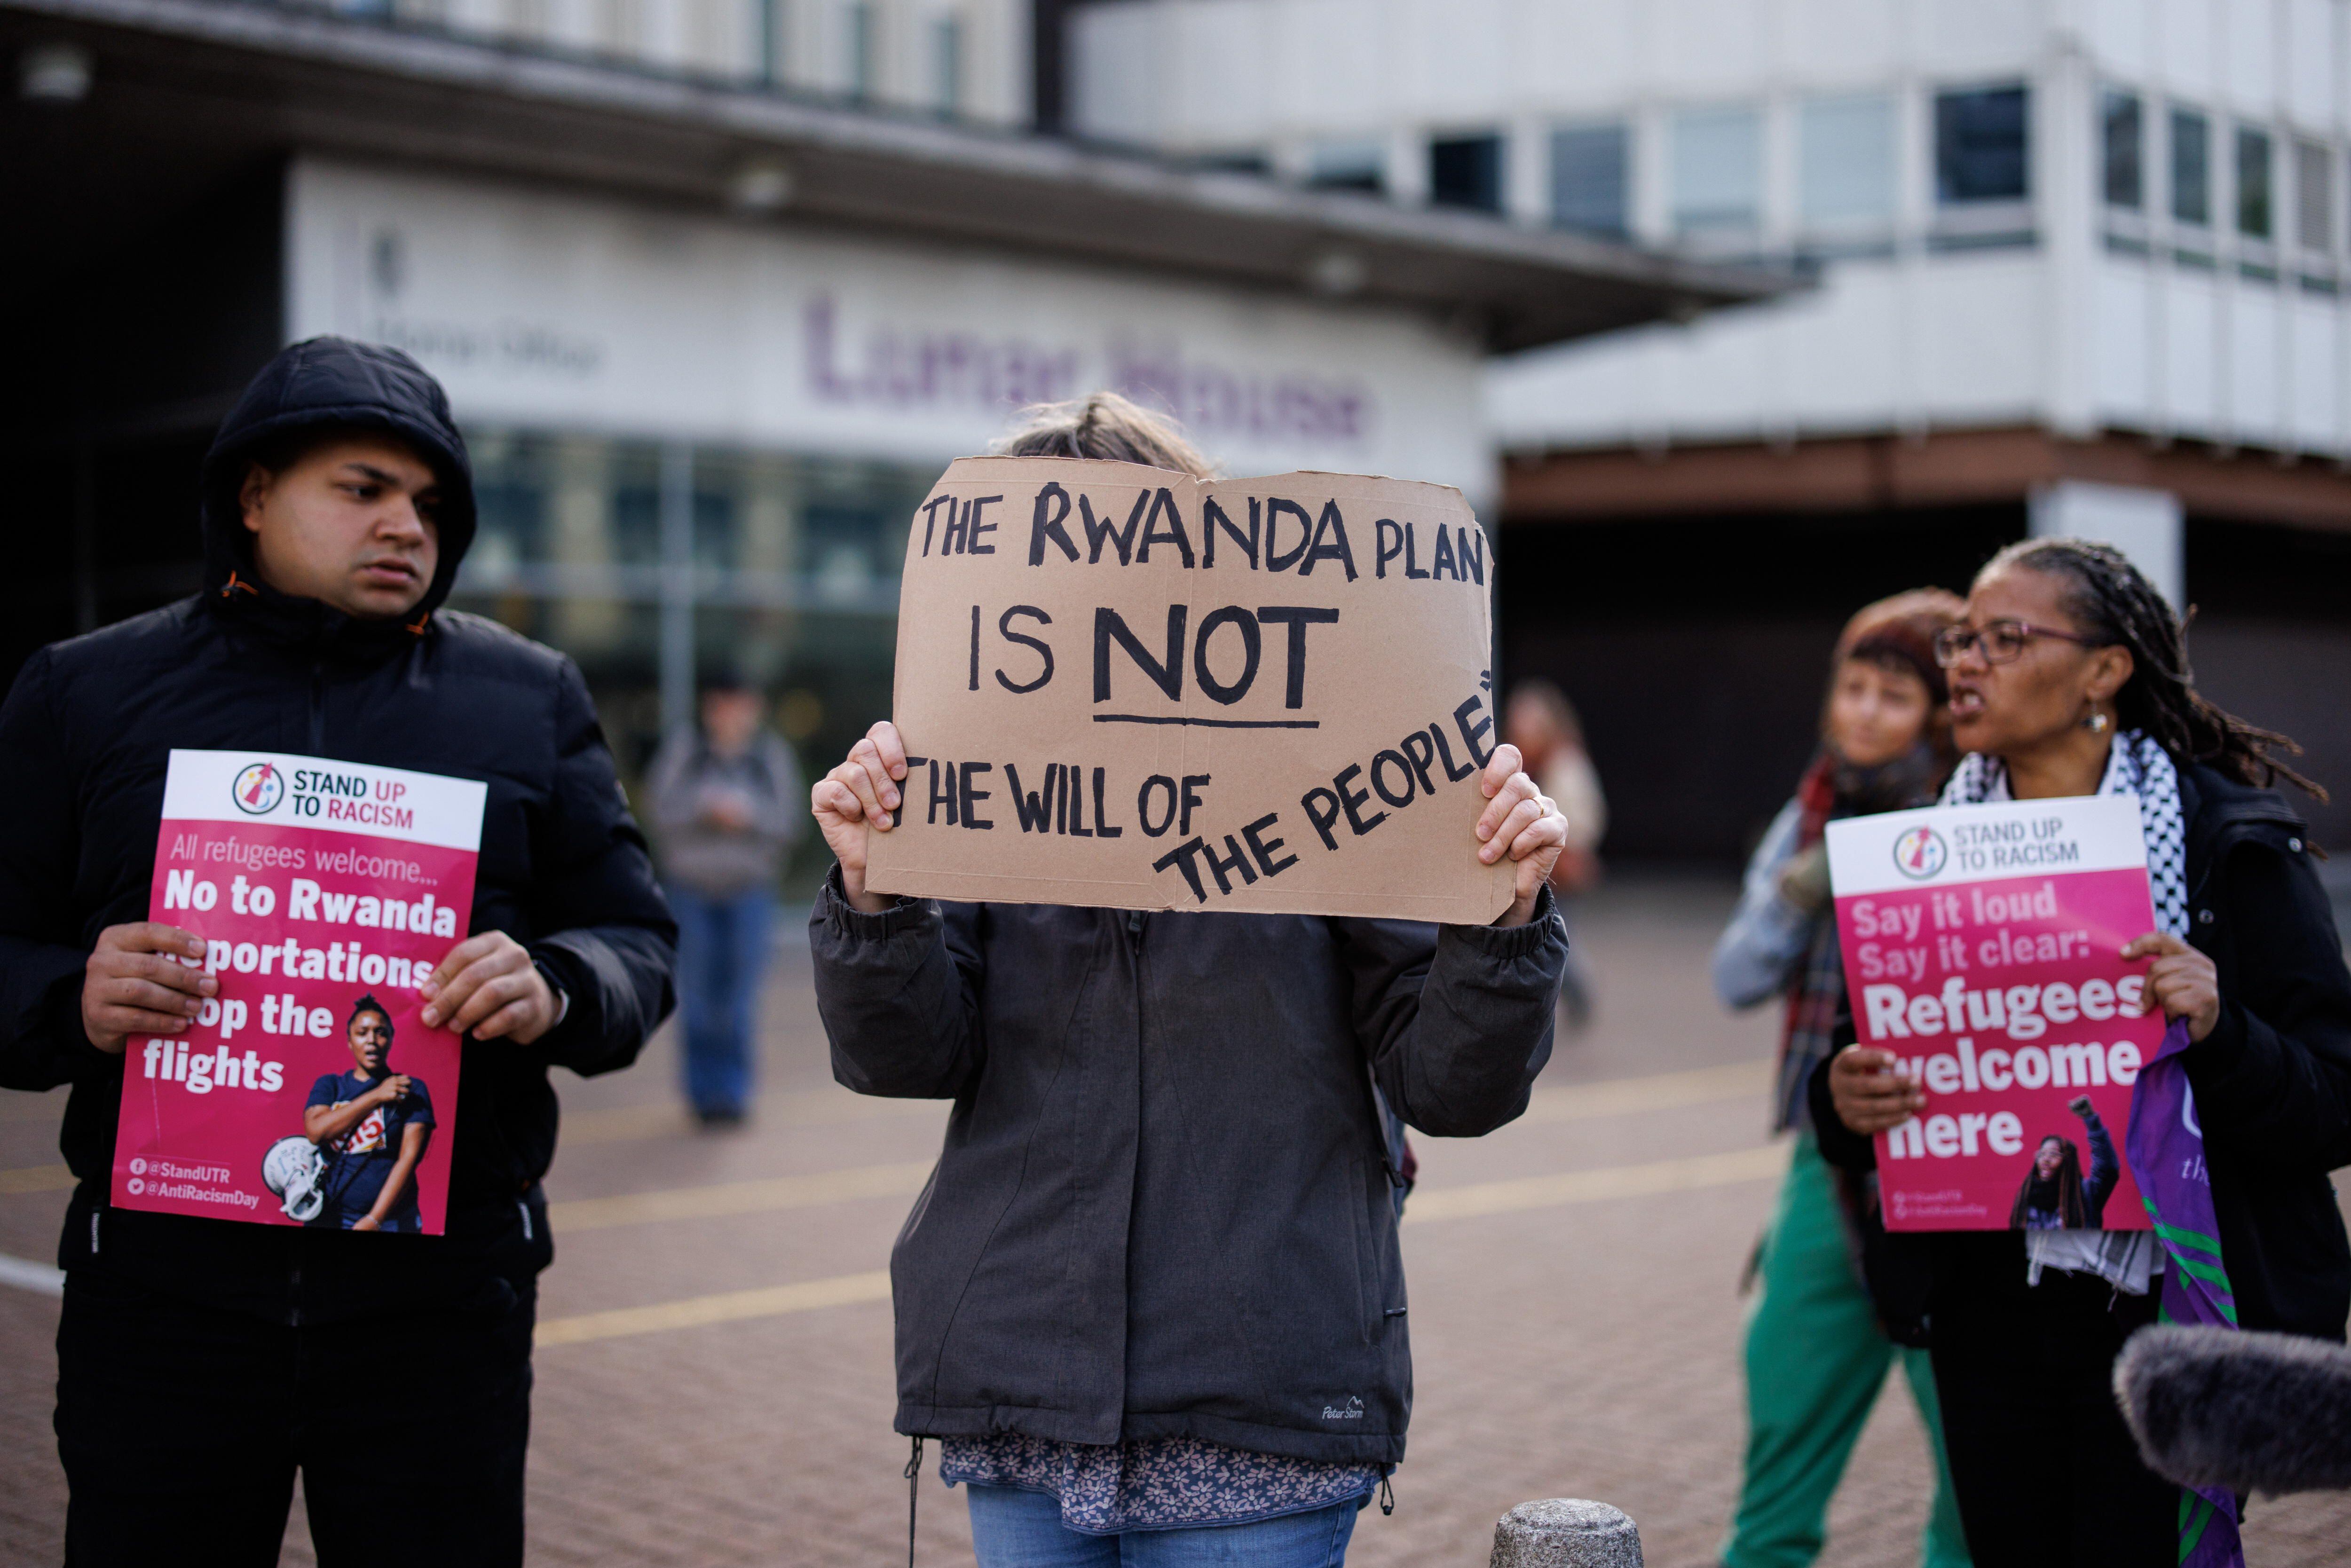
[{"xmin": 1711, "ymin": 591, "xmax": 1972, "ymax": 1568}]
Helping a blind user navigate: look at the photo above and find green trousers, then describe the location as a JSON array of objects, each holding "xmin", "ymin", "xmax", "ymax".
[{"xmin": 1721, "ymin": 1132, "xmax": 1973, "ymax": 1568}]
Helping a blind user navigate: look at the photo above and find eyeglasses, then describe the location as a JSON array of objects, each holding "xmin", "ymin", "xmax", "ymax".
[{"xmin": 1932, "ymin": 619, "xmax": 2103, "ymax": 668}]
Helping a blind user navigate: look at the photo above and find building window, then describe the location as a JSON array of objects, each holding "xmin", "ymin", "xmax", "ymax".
[
  {"xmin": 930, "ymin": 14, "xmax": 961, "ymax": 115},
  {"xmin": 845, "ymin": 1, "xmax": 876, "ymax": 100},
  {"xmin": 2296, "ymin": 139, "xmax": 2334, "ymax": 253},
  {"xmin": 1429, "ymin": 134, "xmax": 1504, "ymax": 213},
  {"xmin": 758, "ymin": 0, "xmax": 785, "ymax": 85},
  {"xmin": 1550, "ymin": 123, "xmax": 1628, "ymax": 236},
  {"xmin": 1306, "ymin": 140, "xmax": 1384, "ymax": 194},
  {"xmin": 1799, "ymin": 93, "xmax": 1895, "ymax": 225},
  {"xmin": 1671, "ymin": 105, "xmax": 1762, "ymax": 234},
  {"xmin": 2236, "ymin": 126, "xmax": 2273, "ymax": 239},
  {"xmin": 2102, "ymin": 90, "xmax": 2143, "ymax": 209},
  {"xmin": 1935, "ymin": 85, "xmax": 2029, "ymax": 205},
  {"xmin": 2171, "ymin": 108, "xmax": 2210, "ymax": 225}
]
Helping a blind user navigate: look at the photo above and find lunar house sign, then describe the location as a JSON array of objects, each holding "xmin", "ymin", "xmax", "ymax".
[{"xmin": 864, "ymin": 457, "xmax": 1517, "ymax": 923}]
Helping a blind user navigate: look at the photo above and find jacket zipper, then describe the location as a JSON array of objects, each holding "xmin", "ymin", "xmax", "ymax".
[{"xmin": 1125, "ymin": 909, "xmax": 1146, "ymax": 949}]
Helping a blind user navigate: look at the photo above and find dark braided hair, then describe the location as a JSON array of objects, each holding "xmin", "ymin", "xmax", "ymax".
[
  {"xmin": 1984, "ymin": 537, "xmax": 2325, "ymax": 800},
  {"xmin": 2009, "ymin": 1136, "xmax": 2089, "ymax": 1229}
]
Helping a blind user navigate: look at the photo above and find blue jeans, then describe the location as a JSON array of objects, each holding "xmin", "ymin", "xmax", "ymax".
[
  {"xmin": 964, "ymin": 1485, "xmax": 1358, "ymax": 1567},
  {"xmin": 668, "ymin": 885, "xmax": 774, "ymax": 1117}
]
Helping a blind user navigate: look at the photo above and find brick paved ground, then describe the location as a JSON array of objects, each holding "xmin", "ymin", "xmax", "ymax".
[{"xmin": 4, "ymin": 877, "xmax": 2348, "ymax": 1566}]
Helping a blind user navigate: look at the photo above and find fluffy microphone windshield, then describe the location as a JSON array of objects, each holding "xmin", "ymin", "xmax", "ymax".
[{"xmin": 2115, "ymin": 1324, "xmax": 2351, "ymax": 1495}]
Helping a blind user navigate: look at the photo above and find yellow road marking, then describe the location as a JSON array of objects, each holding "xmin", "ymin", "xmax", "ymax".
[
  {"xmin": 559, "ymin": 1087, "xmax": 946, "ymax": 1146},
  {"xmin": 0, "ymin": 1164, "xmax": 76, "ymax": 1195},
  {"xmin": 557, "ymin": 1060, "xmax": 1769, "ymax": 1150},
  {"xmin": 548, "ymin": 1161, "xmax": 935, "ymax": 1232},
  {"xmin": 1400, "ymin": 1143, "xmax": 1786, "ymax": 1224},
  {"xmin": 533, "ymin": 1143, "xmax": 1784, "ymax": 1347},
  {"xmin": 1513, "ymin": 1059, "xmax": 1771, "ymax": 1126},
  {"xmin": 540, "ymin": 1060, "xmax": 1775, "ymax": 1232},
  {"xmin": 535, "ymin": 1270, "xmax": 892, "ymax": 1346}
]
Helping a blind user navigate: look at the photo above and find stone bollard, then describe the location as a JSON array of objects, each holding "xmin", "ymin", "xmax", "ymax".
[{"xmin": 1489, "ymin": 1499, "xmax": 1643, "ymax": 1568}]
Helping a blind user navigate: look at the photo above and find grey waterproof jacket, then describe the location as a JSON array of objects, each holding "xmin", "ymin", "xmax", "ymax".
[{"xmin": 809, "ymin": 874, "xmax": 1567, "ymax": 1464}]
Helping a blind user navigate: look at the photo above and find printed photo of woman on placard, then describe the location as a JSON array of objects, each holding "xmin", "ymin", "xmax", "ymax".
[
  {"xmin": 2009, "ymin": 1096, "xmax": 2119, "ymax": 1230},
  {"xmin": 302, "ymin": 994, "xmax": 436, "ymax": 1233}
]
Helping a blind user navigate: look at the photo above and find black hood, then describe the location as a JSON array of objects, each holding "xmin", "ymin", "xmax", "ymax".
[{"xmin": 199, "ymin": 337, "xmax": 477, "ymax": 624}]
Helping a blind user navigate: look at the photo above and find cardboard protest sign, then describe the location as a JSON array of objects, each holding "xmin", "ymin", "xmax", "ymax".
[
  {"xmin": 1826, "ymin": 795, "xmax": 2163, "ymax": 1232},
  {"xmin": 113, "ymin": 750, "xmax": 485, "ymax": 1235},
  {"xmin": 863, "ymin": 457, "xmax": 1516, "ymax": 923}
]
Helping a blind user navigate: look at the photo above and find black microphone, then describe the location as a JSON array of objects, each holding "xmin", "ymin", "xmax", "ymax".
[{"xmin": 2114, "ymin": 1324, "xmax": 2351, "ymax": 1495}]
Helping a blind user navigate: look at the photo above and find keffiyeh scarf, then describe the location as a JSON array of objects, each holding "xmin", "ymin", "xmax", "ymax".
[{"xmin": 1942, "ymin": 729, "xmax": 2187, "ymax": 935}]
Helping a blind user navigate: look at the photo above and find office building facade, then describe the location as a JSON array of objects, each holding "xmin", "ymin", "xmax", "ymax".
[
  {"xmin": 7, "ymin": 0, "xmax": 1768, "ymax": 885},
  {"xmin": 1067, "ymin": 0, "xmax": 2351, "ymax": 857}
]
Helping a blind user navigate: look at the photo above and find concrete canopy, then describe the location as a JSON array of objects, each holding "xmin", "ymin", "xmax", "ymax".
[{"xmin": 2, "ymin": 0, "xmax": 1794, "ymax": 354}]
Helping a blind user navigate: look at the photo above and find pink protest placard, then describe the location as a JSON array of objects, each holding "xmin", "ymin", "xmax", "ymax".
[
  {"xmin": 113, "ymin": 750, "xmax": 486, "ymax": 1235},
  {"xmin": 1824, "ymin": 795, "xmax": 2163, "ymax": 1232}
]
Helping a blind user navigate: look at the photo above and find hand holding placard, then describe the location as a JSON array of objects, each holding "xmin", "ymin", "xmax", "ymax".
[
  {"xmin": 1473, "ymin": 742, "xmax": 1570, "ymax": 927},
  {"xmin": 80, "ymin": 923, "xmax": 217, "ymax": 1054},
  {"xmin": 1825, "ymin": 794, "xmax": 2166, "ymax": 1230},
  {"xmin": 817, "ymin": 719, "xmax": 1567, "ymax": 925},
  {"xmin": 1827, "ymin": 1045, "xmax": 1929, "ymax": 1135},
  {"xmin": 418, "ymin": 930, "xmax": 560, "ymax": 1042},
  {"xmin": 115, "ymin": 749, "xmax": 486, "ymax": 1234},
  {"xmin": 860, "ymin": 457, "xmax": 1520, "ymax": 923},
  {"xmin": 812, "ymin": 721, "xmax": 911, "ymax": 915},
  {"xmin": 2120, "ymin": 930, "xmax": 2221, "ymax": 1041}
]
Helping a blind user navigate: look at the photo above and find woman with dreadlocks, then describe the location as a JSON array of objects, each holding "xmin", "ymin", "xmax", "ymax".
[
  {"xmin": 1812, "ymin": 538, "xmax": 2351, "ymax": 1566},
  {"xmin": 2009, "ymin": 1097, "xmax": 2117, "ymax": 1230}
]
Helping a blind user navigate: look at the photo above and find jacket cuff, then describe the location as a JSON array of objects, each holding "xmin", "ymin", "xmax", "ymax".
[
  {"xmin": 2181, "ymin": 996, "xmax": 2251, "ymax": 1074},
  {"xmin": 1807, "ymin": 1052, "xmax": 1880, "ymax": 1172},
  {"xmin": 523, "ymin": 943, "xmax": 594, "ymax": 1057},
  {"xmin": 817, "ymin": 863, "xmax": 932, "ymax": 940},
  {"xmin": 39, "ymin": 970, "xmax": 116, "ymax": 1084},
  {"xmin": 1445, "ymin": 884, "xmax": 1563, "ymax": 957}
]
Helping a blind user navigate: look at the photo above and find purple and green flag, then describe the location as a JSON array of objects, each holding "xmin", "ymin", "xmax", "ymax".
[{"xmin": 2125, "ymin": 1019, "xmax": 2243, "ymax": 1568}]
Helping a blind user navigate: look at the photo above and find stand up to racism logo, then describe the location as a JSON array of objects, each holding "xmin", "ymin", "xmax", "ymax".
[
  {"xmin": 1892, "ymin": 823, "xmax": 1947, "ymax": 880},
  {"xmin": 231, "ymin": 762, "xmax": 284, "ymax": 816}
]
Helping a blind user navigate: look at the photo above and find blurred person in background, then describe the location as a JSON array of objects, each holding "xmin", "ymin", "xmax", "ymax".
[
  {"xmin": 1817, "ymin": 539, "xmax": 2351, "ymax": 1565},
  {"xmin": 806, "ymin": 392, "xmax": 1570, "ymax": 1568},
  {"xmin": 1712, "ymin": 590, "xmax": 1972, "ymax": 1568},
  {"xmin": 647, "ymin": 668, "xmax": 804, "ymax": 1127},
  {"xmin": 0, "ymin": 337, "xmax": 675, "ymax": 1567},
  {"xmin": 1504, "ymin": 680, "xmax": 1606, "ymax": 1029}
]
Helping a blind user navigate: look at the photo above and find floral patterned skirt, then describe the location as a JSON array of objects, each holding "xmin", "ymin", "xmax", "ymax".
[{"xmin": 939, "ymin": 1433, "xmax": 1381, "ymax": 1535}]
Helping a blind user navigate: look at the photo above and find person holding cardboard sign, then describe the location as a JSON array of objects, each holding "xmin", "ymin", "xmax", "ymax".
[
  {"xmin": 809, "ymin": 394, "xmax": 1570, "ymax": 1567},
  {"xmin": 1811, "ymin": 539, "xmax": 2351, "ymax": 1566}
]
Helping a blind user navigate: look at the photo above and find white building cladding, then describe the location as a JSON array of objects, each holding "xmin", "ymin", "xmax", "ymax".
[
  {"xmin": 339, "ymin": 0, "xmax": 1038, "ymax": 126},
  {"xmin": 1069, "ymin": 0, "xmax": 2351, "ymax": 462},
  {"xmin": 286, "ymin": 158, "xmax": 1486, "ymax": 499},
  {"xmin": 1064, "ymin": 0, "xmax": 2351, "ymax": 863}
]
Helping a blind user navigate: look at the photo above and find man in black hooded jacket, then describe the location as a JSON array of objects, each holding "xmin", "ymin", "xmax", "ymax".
[{"xmin": 0, "ymin": 338, "xmax": 676, "ymax": 1566}]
